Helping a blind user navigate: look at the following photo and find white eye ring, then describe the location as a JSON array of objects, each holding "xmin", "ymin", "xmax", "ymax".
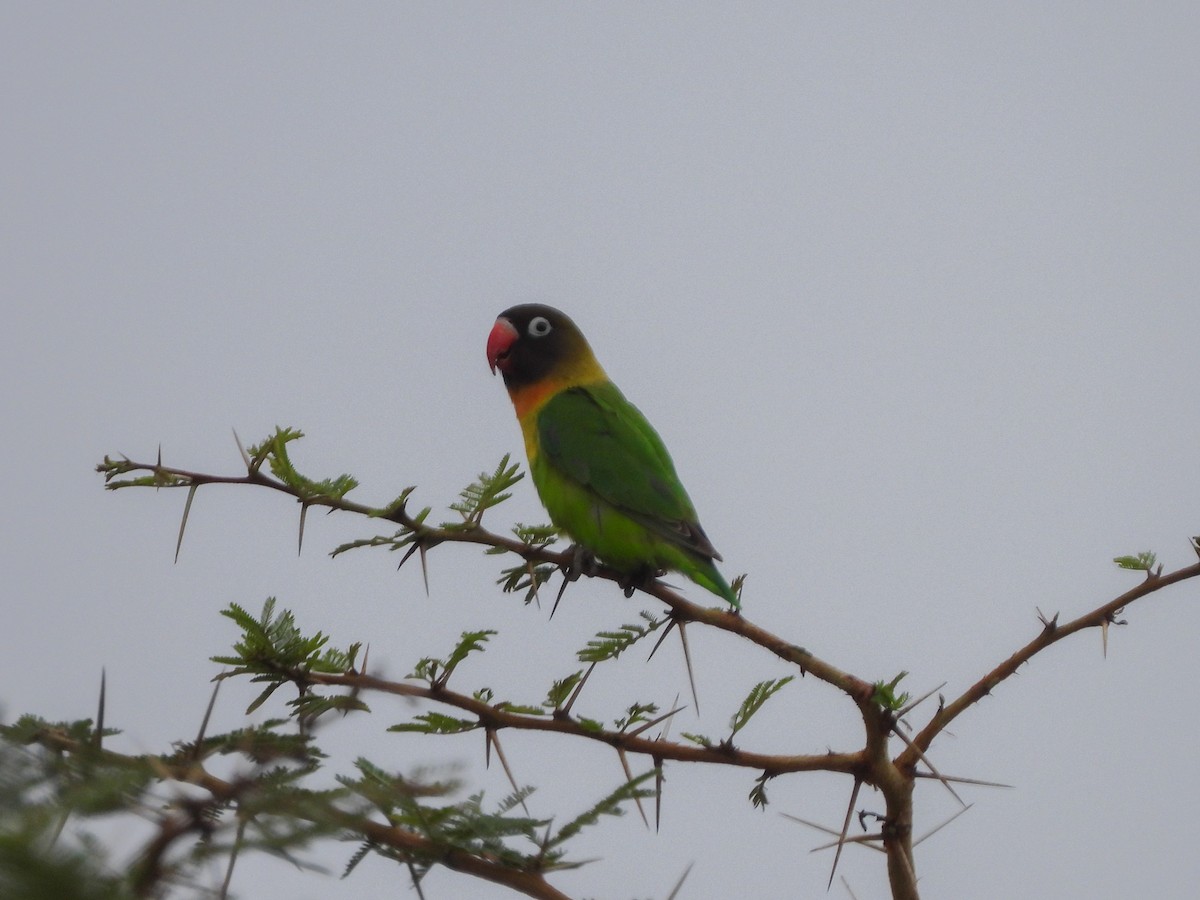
[{"xmin": 528, "ymin": 316, "xmax": 552, "ymax": 337}]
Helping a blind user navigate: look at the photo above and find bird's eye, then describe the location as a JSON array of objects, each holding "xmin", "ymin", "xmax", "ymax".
[{"xmin": 528, "ymin": 316, "xmax": 552, "ymax": 337}]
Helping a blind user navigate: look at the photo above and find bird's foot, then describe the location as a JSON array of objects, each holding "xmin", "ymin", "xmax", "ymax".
[
  {"xmin": 561, "ymin": 544, "xmax": 598, "ymax": 582},
  {"xmin": 617, "ymin": 567, "xmax": 665, "ymax": 598}
]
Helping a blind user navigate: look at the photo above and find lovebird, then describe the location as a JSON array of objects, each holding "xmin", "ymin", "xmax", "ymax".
[{"xmin": 486, "ymin": 304, "xmax": 738, "ymax": 608}]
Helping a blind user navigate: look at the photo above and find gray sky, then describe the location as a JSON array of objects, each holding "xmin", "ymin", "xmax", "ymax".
[{"xmin": 3, "ymin": 4, "xmax": 1199, "ymax": 898}]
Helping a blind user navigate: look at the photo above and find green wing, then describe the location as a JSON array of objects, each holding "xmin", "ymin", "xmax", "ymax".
[{"xmin": 536, "ymin": 383, "xmax": 721, "ymax": 560}]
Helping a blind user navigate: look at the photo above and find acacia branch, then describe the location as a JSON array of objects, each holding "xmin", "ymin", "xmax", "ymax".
[
  {"xmin": 94, "ymin": 449, "xmax": 918, "ymax": 898},
  {"xmin": 100, "ymin": 444, "xmax": 1200, "ymax": 900},
  {"xmin": 311, "ymin": 671, "xmax": 864, "ymax": 778},
  {"xmin": 97, "ymin": 455, "xmax": 876, "ymax": 704},
  {"xmin": 31, "ymin": 727, "xmax": 574, "ymax": 900},
  {"xmin": 899, "ymin": 560, "xmax": 1200, "ymax": 767}
]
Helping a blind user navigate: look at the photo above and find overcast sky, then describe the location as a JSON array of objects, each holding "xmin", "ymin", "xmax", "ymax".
[{"xmin": 3, "ymin": 4, "xmax": 1199, "ymax": 899}]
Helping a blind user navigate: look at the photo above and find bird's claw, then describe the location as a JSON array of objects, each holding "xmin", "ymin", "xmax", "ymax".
[
  {"xmin": 561, "ymin": 544, "xmax": 598, "ymax": 582},
  {"xmin": 617, "ymin": 567, "xmax": 664, "ymax": 599}
]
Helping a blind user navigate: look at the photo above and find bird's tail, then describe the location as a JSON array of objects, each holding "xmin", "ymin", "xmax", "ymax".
[{"xmin": 689, "ymin": 558, "xmax": 740, "ymax": 609}]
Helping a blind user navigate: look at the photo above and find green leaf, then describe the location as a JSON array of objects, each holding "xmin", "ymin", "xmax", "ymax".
[
  {"xmin": 509, "ymin": 522, "xmax": 558, "ymax": 549},
  {"xmin": 729, "ymin": 676, "xmax": 794, "ymax": 737},
  {"xmin": 181, "ymin": 719, "xmax": 323, "ymax": 767},
  {"xmin": 613, "ymin": 702, "xmax": 660, "ymax": 733},
  {"xmin": 243, "ymin": 427, "xmax": 355, "ymax": 501},
  {"xmin": 211, "ymin": 600, "xmax": 359, "ymax": 715},
  {"xmin": 492, "ymin": 702, "xmax": 545, "ymax": 716},
  {"xmin": 544, "ymin": 671, "xmax": 585, "ymax": 710},
  {"xmin": 543, "ymin": 771, "xmax": 656, "ymax": 851},
  {"xmin": 0, "ymin": 715, "xmax": 120, "ymax": 747},
  {"xmin": 442, "ymin": 631, "xmax": 497, "ymax": 680},
  {"xmin": 749, "ymin": 772, "xmax": 773, "ymax": 809},
  {"xmin": 409, "ymin": 630, "xmax": 497, "ymax": 688},
  {"xmin": 1113, "ymin": 551, "xmax": 1158, "ymax": 571},
  {"xmin": 248, "ymin": 426, "xmax": 359, "ymax": 500},
  {"xmin": 871, "ymin": 672, "xmax": 910, "ymax": 711},
  {"xmin": 330, "ymin": 531, "xmax": 408, "ymax": 558},
  {"xmin": 291, "ymin": 692, "xmax": 370, "ymax": 719},
  {"xmin": 339, "ymin": 761, "xmax": 547, "ymax": 870},
  {"xmin": 0, "ymin": 738, "xmax": 142, "ymax": 900},
  {"xmin": 445, "ymin": 455, "xmax": 523, "ymax": 527},
  {"xmin": 95, "ymin": 454, "xmax": 190, "ymax": 490},
  {"xmin": 577, "ymin": 612, "xmax": 663, "ymax": 663},
  {"xmin": 389, "ymin": 713, "xmax": 481, "ymax": 735},
  {"xmin": 375, "ymin": 485, "xmax": 417, "ymax": 518},
  {"xmin": 496, "ymin": 561, "xmax": 557, "ymax": 605}
]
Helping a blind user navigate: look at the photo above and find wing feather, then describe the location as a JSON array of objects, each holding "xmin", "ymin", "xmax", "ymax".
[{"xmin": 537, "ymin": 384, "xmax": 721, "ymax": 560}]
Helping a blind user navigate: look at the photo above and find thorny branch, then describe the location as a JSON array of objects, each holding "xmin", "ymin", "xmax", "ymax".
[
  {"xmin": 29, "ymin": 727, "xmax": 575, "ymax": 900},
  {"xmin": 898, "ymin": 559, "xmax": 1200, "ymax": 768},
  {"xmin": 314, "ymin": 670, "xmax": 862, "ymax": 777},
  {"xmin": 94, "ymin": 443, "xmax": 1200, "ymax": 900}
]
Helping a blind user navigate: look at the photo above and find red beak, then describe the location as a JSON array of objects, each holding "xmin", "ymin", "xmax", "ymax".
[{"xmin": 487, "ymin": 318, "xmax": 519, "ymax": 374}]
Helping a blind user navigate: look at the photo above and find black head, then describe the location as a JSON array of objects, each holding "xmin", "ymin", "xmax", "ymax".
[{"xmin": 486, "ymin": 304, "xmax": 596, "ymax": 390}]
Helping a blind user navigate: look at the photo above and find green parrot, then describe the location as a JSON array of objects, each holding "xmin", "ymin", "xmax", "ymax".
[{"xmin": 486, "ymin": 304, "xmax": 738, "ymax": 607}]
